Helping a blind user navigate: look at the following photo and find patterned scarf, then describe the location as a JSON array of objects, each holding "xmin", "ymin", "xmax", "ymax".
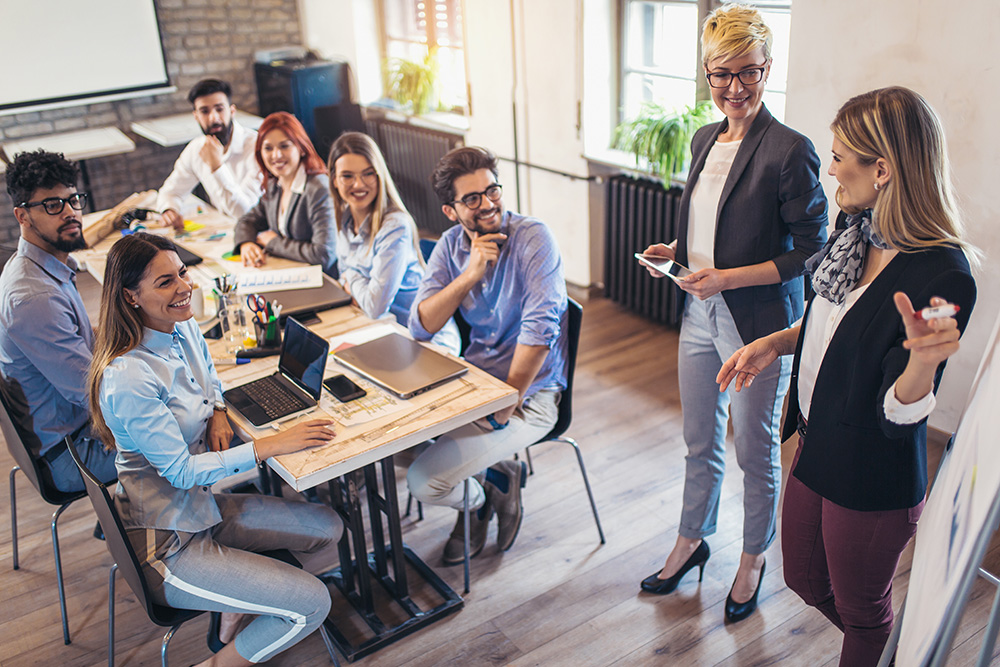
[{"xmin": 805, "ymin": 209, "xmax": 890, "ymax": 305}]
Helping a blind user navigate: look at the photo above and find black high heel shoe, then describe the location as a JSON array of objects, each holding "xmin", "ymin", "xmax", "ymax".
[
  {"xmin": 640, "ymin": 540, "xmax": 711, "ymax": 594},
  {"xmin": 207, "ymin": 611, "xmax": 225, "ymax": 653},
  {"xmin": 725, "ymin": 559, "xmax": 766, "ymax": 623}
]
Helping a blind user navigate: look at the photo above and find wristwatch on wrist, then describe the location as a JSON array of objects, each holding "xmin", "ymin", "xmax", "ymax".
[{"xmin": 213, "ymin": 401, "xmax": 228, "ymax": 414}]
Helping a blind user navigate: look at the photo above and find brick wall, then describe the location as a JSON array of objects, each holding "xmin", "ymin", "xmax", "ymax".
[{"xmin": 0, "ymin": 0, "xmax": 303, "ymax": 243}]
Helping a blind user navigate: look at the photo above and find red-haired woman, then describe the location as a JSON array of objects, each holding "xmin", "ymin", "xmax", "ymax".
[{"xmin": 233, "ymin": 112, "xmax": 337, "ymax": 275}]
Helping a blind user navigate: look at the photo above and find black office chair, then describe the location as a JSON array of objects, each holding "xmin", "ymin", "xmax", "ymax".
[
  {"xmin": 1, "ymin": 389, "xmax": 87, "ymax": 645},
  {"xmin": 454, "ymin": 299, "xmax": 605, "ymax": 593},
  {"xmin": 67, "ymin": 441, "xmax": 343, "ymax": 667}
]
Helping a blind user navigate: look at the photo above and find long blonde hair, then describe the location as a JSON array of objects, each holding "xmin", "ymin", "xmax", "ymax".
[
  {"xmin": 831, "ymin": 86, "xmax": 978, "ymax": 265},
  {"xmin": 88, "ymin": 233, "xmax": 180, "ymax": 447},
  {"xmin": 327, "ymin": 132, "xmax": 422, "ymax": 262}
]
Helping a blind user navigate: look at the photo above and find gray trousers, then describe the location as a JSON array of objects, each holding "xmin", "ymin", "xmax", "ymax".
[
  {"xmin": 677, "ymin": 293, "xmax": 790, "ymax": 555},
  {"xmin": 404, "ymin": 389, "xmax": 560, "ymax": 511},
  {"xmin": 130, "ymin": 493, "xmax": 342, "ymax": 663}
]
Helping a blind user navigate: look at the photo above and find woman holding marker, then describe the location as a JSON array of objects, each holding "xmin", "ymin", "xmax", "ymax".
[
  {"xmin": 89, "ymin": 232, "xmax": 341, "ymax": 666},
  {"xmin": 234, "ymin": 112, "xmax": 338, "ymax": 276},
  {"xmin": 718, "ymin": 86, "xmax": 977, "ymax": 665},
  {"xmin": 639, "ymin": 3, "xmax": 827, "ymax": 623}
]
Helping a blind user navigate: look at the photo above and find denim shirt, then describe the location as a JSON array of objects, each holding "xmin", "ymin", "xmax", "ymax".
[
  {"xmin": 0, "ymin": 238, "xmax": 93, "ymax": 455},
  {"xmin": 409, "ymin": 211, "xmax": 568, "ymax": 398},
  {"xmin": 100, "ymin": 318, "xmax": 256, "ymax": 532},
  {"xmin": 337, "ymin": 209, "xmax": 424, "ymax": 325}
]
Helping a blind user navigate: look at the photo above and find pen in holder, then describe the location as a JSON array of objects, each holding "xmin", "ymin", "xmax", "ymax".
[{"xmin": 254, "ymin": 317, "xmax": 281, "ymax": 349}]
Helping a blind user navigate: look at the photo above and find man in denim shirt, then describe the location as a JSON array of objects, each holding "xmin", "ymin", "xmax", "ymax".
[
  {"xmin": 408, "ymin": 146, "xmax": 568, "ymax": 565},
  {"xmin": 0, "ymin": 151, "xmax": 117, "ymax": 492}
]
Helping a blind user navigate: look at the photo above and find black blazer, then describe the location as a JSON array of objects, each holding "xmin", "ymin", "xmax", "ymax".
[
  {"xmin": 233, "ymin": 172, "xmax": 338, "ymax": 276},
  {"xmin": 783, "ymin": 245, "xmax": 976, "ymax": 511},
  {"xmin": 675, "ymin": 104, "xmax": 828, "ymax": 343}
]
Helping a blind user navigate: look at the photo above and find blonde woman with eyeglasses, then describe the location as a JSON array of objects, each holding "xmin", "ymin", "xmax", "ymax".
[
  {"xmin": 328, "ymin": 132, "xmax": 459, "ymax": 351},
  {"xmin": 640, "ymin": 3, "xmax": 828, "ymax": 623}
]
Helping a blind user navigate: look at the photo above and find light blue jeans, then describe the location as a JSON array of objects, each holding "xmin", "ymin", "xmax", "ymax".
[
  {"xmin": 677, "ymin": 293, "xmax": 791, "ymax": 555},
  {"xmin": 130, "ymin": 493, "xmax": 341, "ymax": 663}
]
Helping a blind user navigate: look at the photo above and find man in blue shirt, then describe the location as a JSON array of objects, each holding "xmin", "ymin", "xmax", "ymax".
[
  {"xmin": 0, "ymin": 150, "xmax": 117, "ymax": 492},
  {"xmin": 408, "ymin": 146, "xmax": 569, "ymax": 565}
]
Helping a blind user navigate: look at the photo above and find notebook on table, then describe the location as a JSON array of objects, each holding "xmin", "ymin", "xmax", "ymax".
[
  {"xmin": 333, "ymin": 332, "xmax": 468, "ymax": 400},
  {"xmin": 223, "ymin": 317, "xmax": 329, "ymax": 427}
]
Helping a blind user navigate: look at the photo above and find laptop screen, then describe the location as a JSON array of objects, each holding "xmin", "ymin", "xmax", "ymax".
[{"xmin": 277, "ymin": 318, "xmax": 328, "ymax": 399}]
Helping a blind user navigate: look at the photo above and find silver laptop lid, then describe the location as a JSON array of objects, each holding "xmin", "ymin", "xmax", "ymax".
[{"xmin": 333, "ymin": 333, "xmax": 467, "ymax": 399}]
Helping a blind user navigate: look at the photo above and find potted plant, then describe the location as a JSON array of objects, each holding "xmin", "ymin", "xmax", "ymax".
[
  {"xmin": 613, "ymin": 101, "xmax": 716, "ymax": 182},
  {"xmin": 384, "ymin": 48, "xmax": 439, "ymax": 116}
]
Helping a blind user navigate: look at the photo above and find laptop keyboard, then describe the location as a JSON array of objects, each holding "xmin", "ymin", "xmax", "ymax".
[{"xmin": 241, "ymin": 378, "xmax": 307, "ymax": 419}]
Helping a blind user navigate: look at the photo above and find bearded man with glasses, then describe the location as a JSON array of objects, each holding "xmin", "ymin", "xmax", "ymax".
[
  {"xmin": 403, "ymin": 146, "xmax": 569, "ymax": 566},
  {"xmin": 0, "ymin": 150, "xmax": 117, "ymax": 492}
]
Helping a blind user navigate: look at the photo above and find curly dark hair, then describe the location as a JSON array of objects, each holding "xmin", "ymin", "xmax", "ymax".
[
  {"xmin": 430, "ymin": 146, "xmax": 499, "ymax": 205},
  {"xmin": 187, "ymin": 78, "xmax": 232, "ymax": 106},
  {"xmin": 5, "ymin": 150, "xmax": 79, "ymax": 207}
]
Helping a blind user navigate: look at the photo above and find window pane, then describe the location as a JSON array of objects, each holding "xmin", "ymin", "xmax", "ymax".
[
  {"xmin": 436, "ymin": 46, "xmax": 467, "ymax": 109},
  {"xmin": 624, "ymin": 1, "xmax": 697, "ymax": 79},
  {"xmin": 384, "ymin": 0, "xmax": 427, "ymax": 43},
  {"xmin": 623, "ymin": 72, "xmax": 696, "ymax": 121},
  {"xmin": 762, "ymin": 90, "xmax": 785, "ymax": 123},
  {"xmin": 760, "ymin": 8, "xmax": 790, "ymax": 93}
]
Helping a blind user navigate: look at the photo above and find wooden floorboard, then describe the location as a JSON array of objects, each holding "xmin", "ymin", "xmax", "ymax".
[{"xmin": 1, "ymin": 296, "xmax": 997, "ymax": 666}]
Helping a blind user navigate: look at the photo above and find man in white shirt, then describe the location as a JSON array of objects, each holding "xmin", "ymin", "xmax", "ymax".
[{"xmin": 155, "ymin": 79, "xmax": 263, "ymax": 230}]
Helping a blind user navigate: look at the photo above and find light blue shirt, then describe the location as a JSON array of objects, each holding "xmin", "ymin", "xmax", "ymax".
[
  {"xmin": 100, "ymin": 318, "xmax": 256, "ymax": 531},
  {"xmin": 0, "ymin": 238, "xmax": 93, "ymax": 455},
  {"xmin": 409, "ymin": 211, "xmax": 568, "ymax": 399},
  {"xmin": 337, "ymin": 209, "xmax": 424, "ymax": 325}
]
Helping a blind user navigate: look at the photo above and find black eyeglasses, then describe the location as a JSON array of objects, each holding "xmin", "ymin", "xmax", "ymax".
[
  {"xmin": 706, "ymin": 65, "xmax": 767, "ymax": 89},
  {"xmin": 18, "ymin": 192, "xmax": 89, "ymax": 215},
  {"xmin": 451, "ymin": 184, "xmax": 502, "ymax": 210}
]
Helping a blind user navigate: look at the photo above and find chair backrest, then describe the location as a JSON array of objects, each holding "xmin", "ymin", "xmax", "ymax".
[
  {"xmin": 544, "ymin": 298, "xmax": 582, "ymax": 441},
  {"xmin": 0, "ymin": 387, "xmax": 81, "ymax": 505},
  {"xmin": 67, "ymin": 440, "xmax": 200, "ymax": 628}
]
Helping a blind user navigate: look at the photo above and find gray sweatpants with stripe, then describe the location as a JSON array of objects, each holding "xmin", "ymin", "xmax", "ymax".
[{"xmin": 129, "ymin": 492, "xmax": 342, "ymax": 663}]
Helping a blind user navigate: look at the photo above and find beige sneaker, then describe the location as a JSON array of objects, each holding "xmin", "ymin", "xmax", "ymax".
[
  {"xmin": 442, "ymin": 476, "xmax": 493, "ymax": 566},
  {"xmin": 486, "ymin": 460, "xmax": 528, "ymax": 551}
]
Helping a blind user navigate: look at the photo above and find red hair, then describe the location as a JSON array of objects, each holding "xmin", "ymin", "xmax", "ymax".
[{"xmin": 254, "ymin": 111, "xmax": 325, "ymax": 185}]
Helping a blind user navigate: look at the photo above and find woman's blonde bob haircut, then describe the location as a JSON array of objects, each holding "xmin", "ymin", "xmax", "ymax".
[
  {"xmin": 831, "ymin": 86, "xmax": 977, "ymax": 264},
  {"xmin": 701, "ymin": 4, "xmax": 773, "ymax": 67}
]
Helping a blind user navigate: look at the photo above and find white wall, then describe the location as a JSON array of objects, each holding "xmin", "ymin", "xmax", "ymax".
[
  {"xmin": 785, "ymin": 0, "xmax": 1000, "ymax": 432},
  {"xmin": 298, "ymin": 0, "xmax": 381, "ymax": 103}
]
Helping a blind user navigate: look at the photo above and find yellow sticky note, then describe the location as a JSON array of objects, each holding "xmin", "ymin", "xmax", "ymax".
[{"xmin": 183, "ymin": 220, "xmax": 206, "ymax": 232}]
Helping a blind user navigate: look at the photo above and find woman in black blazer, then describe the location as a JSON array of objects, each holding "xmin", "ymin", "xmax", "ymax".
[
  {"xmin": 640, "ymin": 4, "xmax": 827, "ymax": 622},
  {"xmin": 718, "ymin": 86, "xmax": 978, "ymax": 665},
  {"xmin": 233, "ymin": 112, "xmax": 337, "ymax": 276}
]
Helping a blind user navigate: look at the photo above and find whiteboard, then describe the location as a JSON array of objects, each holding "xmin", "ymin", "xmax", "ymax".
[
  {"xmin": 0, "ymin": 0, "xmax": 169, "ymax": 112},
  {"xmin": 898, "ymin": 307, "xmax": 1000, "ymax": 665}
]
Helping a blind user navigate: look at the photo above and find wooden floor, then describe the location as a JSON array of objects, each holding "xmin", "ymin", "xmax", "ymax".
[{"xmin": 2, "ymin": 296, "xmax": 999, "ymax": 666}]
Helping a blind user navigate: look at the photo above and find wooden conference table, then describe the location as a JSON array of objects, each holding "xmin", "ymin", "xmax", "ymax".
[{"xmin": 74, "ymin": 199, "xmax": 518, "ymax": 661}]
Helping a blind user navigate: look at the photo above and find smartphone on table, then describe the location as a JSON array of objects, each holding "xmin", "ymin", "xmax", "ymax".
[
  {"xmin": 634, "ymin": 253, "xmax": 694, "ymax": 284},
  {"xmin": 323, "ymin": 374, "xmax": 367, "ymax": 402}
]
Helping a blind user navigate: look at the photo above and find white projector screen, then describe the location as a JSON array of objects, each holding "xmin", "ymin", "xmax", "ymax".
[{"xmin": 0, "ymin": 0, "xmax": 171, "ymax": 113}]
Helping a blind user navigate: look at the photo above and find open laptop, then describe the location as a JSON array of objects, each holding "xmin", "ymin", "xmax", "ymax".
[
  {"xmin": 268, "ymin": 275, "xmax": 352, "ymax": 324},
  {"xmin": 223, "ymin": 318, "xmax": 328, "ymax": 427},
  {"xmin": 333, "ymin": 332, "xmax": 467, "ymax": 399}
]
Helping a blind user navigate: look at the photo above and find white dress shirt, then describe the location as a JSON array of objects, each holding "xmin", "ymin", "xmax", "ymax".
[
  {"xmin": 155, "ymin": 121, "xmax": 263, "ymax": 220},
  {"xmin": 686, "ymin": 139, "xmax": 741, "ymax": 272}
]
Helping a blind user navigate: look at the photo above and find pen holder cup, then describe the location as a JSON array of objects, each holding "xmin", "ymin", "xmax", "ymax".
[{"xmin": 254, "ymin": 319, "xmax": 281, "ymax": 349}]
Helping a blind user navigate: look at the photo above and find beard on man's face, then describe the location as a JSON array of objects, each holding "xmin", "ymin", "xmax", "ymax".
[{"xmin": 203, "ymin": 119, "xmax": 234, "ymax": 147}]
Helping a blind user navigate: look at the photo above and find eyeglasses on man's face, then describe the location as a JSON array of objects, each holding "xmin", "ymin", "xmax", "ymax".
[
  {"xmin": 18, "ymin": 192, "xmax": 89, "ymax": 216},
  {"xmin": 451, "ymin": 184, "xmax": 502, "ymax": 210},
  {"xmin": 705, "ymin": 65, "xmax": 767, "ymax": 89}
]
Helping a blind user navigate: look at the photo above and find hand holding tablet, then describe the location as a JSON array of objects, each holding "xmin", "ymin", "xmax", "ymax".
[{"xmin": 634, "ymin": 253, "xmax": 694, "ymax": 283}]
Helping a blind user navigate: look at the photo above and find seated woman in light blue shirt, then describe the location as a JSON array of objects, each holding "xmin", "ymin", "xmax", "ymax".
[
  {"xmin": 328, "ymin": 132, "xmax": 459, "ymax": 351},
  {"xmin": 88, "ymin": 232, "xmax": 341, "ymax": 667}
]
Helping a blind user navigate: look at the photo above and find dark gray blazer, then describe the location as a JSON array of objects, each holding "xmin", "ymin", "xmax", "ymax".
[
  {"xmin": 233, "ymin": 172, "xmax": 337, "ymax": 275},
  {"xmin": 675, "ymin": 104, "xmax": 828, "ymax": 343}
]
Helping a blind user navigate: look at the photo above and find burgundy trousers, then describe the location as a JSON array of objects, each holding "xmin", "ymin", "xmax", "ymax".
[{"xmin": 782, "ymin": 440, "xmax": 923, "ymax": 666}]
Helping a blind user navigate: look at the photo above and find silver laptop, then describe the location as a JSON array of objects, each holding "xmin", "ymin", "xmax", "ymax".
[
  {"xmin": 223, "ymin": 318, "xmax": 328, "ymax": 427},
  {"xmin": 333, "ymin": 333, "xmax": 467, "ymax": 399}
]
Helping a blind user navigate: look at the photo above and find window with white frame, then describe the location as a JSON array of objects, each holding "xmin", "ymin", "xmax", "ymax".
[
  {"xmin": 620, "ymin": 0, "xmax": 791, "ymax": 124},
  {"xmin": 380, "ymin": 0, "xmax": 469, "ymax": 113}
]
